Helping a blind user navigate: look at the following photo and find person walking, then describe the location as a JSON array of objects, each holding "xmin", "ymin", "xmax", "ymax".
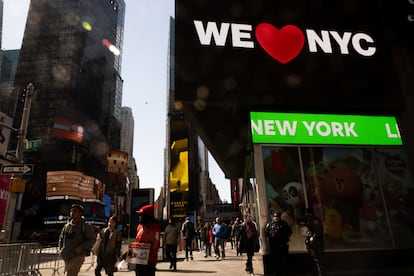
[
  {"xmin": 163, "ymin": 218, "xmax": 180, "ymax": 271},
  {"xmin": 265, "ymin": 212, "xmax": 292, "ymax": 276},
  {"xmin": 181, "ymin": 217, "xmax": 195, "ymax": 261},
  {"xmin": 95, "ymin": 216, "xmax": 122, "ymax": 276},
  {"xmin": 133, "ymin": 205, "xmax": 161, "ymax": 276},
  {"xmin": 232, "ymin": 218, "xmax": 243, "ymax": 256},
  {"xmin": 301, "ymin": 207, "xmax": 326, "ymax": 276},
  {"xmin": 212, "ymin": 217, "xmax": 228, "ymax": 260},
  {"xmin": 238, "ymin": 213, "xmax": 259, "ymax": 274},
  {"xmin": 58, "ymin": 204, "xmax": 96, "ymax": 276},
  {"xmin": 202, "ymin": 222, "xmax": 213, "ymax": 257}
]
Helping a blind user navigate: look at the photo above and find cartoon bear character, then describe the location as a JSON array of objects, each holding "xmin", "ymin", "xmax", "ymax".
[
  {"xmin": 281, "ymin": 181, "xmax": 305, "ymax": 221},
  {"xmin": 323, "ymin": 166, "xmax": 363, "ymax": 230},
  {"xmin": 305, "ymin": 161, "xmax": 328, "ymax": 219},
  {"xmin": 282, "ymin": 181, "xmax": 303, "ymax": 207},
  {"xmin": 359, "ymin": 167, "xmax": 383, "ymax": 235}
]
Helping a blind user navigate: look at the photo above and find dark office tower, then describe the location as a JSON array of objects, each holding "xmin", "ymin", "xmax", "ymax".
[
  {"xmin": 13, "ymin": 0, "xmax": 125, "ymax": 162},
  {"xmin": 10, "ymin": 0, "xmax": 125, "ymax": 238}
]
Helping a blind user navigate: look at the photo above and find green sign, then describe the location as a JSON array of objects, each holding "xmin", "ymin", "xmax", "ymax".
[
  {"xmin": 250, "ymin": 112, "xmax": 402, "ymax": 146},
  {"xmin": 27, "ymin": 139, "xmax": 42, "ymax": 150}
]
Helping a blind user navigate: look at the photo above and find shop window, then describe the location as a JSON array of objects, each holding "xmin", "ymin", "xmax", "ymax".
[{"xmin": 260, "ymin": 145, "xmax": 414, "ymax": 252}]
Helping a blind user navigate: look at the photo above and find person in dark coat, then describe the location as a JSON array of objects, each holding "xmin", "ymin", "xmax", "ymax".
[
  {"xmin": 301, "ymin": 207, "xmax": 326, "ymax": 276},
  {"xmin": 181, "ymin": 217, "xmax": 195, "ymax": 261},
  {"xmin": 238, "ymin": 213, "xmax": 259, "ymax": 274},
  {"xmin": 265, "ymin": 212, "xmax": 292, "ymax": 276},
  {"xmin": 95, "ymin": 216, "xmax": 122, "ymax": 276}
]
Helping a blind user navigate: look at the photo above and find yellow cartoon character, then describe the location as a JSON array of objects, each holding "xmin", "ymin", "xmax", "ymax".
[{"xmin": 324, "ymin": 208, "xmax": 342, "ymax": 240}]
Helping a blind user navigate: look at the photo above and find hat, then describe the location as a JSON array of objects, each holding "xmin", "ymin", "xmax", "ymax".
[
  {"xmin": 273, "ymin": 212, "xmax": 282, "ymax": 218},
  {"xmin": 136, "ymin": 205, "xmax": 154, "ymax": 217},
  {"xmin": 70, "ymin": 204, "xmax": 84, "ymax": 213}
]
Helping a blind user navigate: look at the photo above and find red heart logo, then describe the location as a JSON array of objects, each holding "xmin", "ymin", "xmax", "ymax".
[{"xmin": 255, "ymin": 23, "xmax": 305, "ymax": 64}]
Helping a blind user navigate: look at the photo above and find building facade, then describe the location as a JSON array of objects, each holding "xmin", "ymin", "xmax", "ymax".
[{"xmin": 7, "ymin": 0, "xmax": 126, "ymax": 241}]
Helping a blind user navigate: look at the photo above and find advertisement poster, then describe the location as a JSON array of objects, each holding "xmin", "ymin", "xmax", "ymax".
[{"xmin": 0, "ymin": 174, "xmax": 10, "ymax": 227}]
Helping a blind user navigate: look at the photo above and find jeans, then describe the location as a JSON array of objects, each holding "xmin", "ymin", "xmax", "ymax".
[{"xmin": 214, "ymin": 237, "xmax": 226, "ymax": 258}]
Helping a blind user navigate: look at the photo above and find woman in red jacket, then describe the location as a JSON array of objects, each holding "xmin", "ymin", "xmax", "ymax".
[{"xmin": 134, "ymin": 205, "xmax": 161, "ymax": 276}]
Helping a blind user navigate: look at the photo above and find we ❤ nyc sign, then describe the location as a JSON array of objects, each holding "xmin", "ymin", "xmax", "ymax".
[
  {"xmin": 194, "ymin": 20, "xmax": 376, "ymax": 64},
  {"xmin": 175, "ymin": 0, "xmax": 404, "ymax": 113}
]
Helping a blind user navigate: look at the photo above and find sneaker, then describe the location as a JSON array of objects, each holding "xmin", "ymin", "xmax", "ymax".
[
  {"xmin": 190, "ymin": 256, "xmax": 193, "ymax": 260},
  {"xmin": 215, "ymin": 256, "xmax": 220, "ymax": 260}
]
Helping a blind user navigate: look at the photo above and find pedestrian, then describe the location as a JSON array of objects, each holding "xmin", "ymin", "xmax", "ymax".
[
  {"xmin": 202, "ymin": 222, "xmax": 213, "ymax": 257},
  {"xmin": 238, "ymin": 213, "xmax": 260, "ymax": 274},
  {"xmin": 95, "ymin": 216, "xmax": 122, "ymax": 276},
  {"xmin": 58, "ymin": 204, "xmax": 96, "ymax": 276},
  {"xmin": 181, "ymin": 216, "xmax": 196, "ymax": 261},
  {"xmin": 232, "ymin": 218, "xmax": 243, "ymax": 256},
  {"xmin": 212, "ymin": 217, "xmax": 228, "ymax": 260},
  {"xmin": 265, "ymin": 212, "xmax": 292, "ymax": 276},
  {"xmin": 228, "ymin": 220, "xmax": 235, "ymax": 249},
  {"xmin": 163, "ymin": 218, "xmax": 180, "ymax": 271},
  {"xmin": 301, "ymin": 207, "xmax": 326, "ymax": 276},
  {"xmin": 134, "ymin": 204, "xmax": 161, "ymax": 276}
]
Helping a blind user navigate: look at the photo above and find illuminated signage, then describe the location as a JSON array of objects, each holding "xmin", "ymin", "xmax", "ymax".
[
  {"xmin": 175, "ymin": 0, "xmax": 404, "ymax": 113},
  {"xmin": 250, "ymin": 112, "xmax": 402, "ymax": 146},
  {"xmin": 194, "ymin": 21, "xmax": 376, "ymax": 63}
]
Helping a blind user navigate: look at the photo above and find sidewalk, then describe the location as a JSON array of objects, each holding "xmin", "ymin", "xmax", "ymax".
[{"xmin": 38, "ymin": 245, "xmax": 264, "ymax": 276}]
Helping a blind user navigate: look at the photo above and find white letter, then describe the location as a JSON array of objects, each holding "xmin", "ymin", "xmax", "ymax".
[
  {"xmin": 330, "ymin": 31, "xmax": 352, "ymax": 54},
  {"xmin": 331, "ymin": 122, "xmax": 345, "ymax": 136},
  {"xmin": 275, "ymin": 120, "xmax": 297, "ymax": 136},
  {"xmin": 193, "ymin": 20, "xmax": 230, "ymax": 46},
  {"xmin": 231, "ymin": 23, "xmax": 254, "ymax": 48},
  {"xmin": 344, "ymin": 122, "xmax": 358, "ymax": 137},
  {"xmin": 316, "ymin": 122, "xmax": 331, "ymax": 137},
  {"xmin": 303, "ymin": 121, "xmax": 316, "ymax": 136},
  {"xmin": 250, "ymin": 120, "xmax": 263, "ymax": 135},
  {"xmin": 385, "ymin": 123, "xmax": 400, "ymax": 138},
  {"xmin": 306, "ymin": 29, "xmax": 332, "ymax": 53},
  {"xmin": 352, "ymin": 33, "xmax": 376, "ymax": 56},
  {"xmin": 264, "ymin": 120, "xmax": 275, "ymax": 135}
]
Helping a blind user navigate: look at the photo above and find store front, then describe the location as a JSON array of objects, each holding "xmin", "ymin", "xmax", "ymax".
[{"xmin": 252, "ymin": 111, "xmax": 414, "ymax": 271}]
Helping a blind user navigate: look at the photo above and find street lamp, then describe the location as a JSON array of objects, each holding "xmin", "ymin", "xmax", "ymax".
[{"xmin": 0, "ymin": 83, "xmax": 36, "ymax": 242}]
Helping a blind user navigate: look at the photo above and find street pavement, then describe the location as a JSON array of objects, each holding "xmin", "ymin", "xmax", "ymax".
[
  {"xmin": 38, "ymin": 244, "xmax": 264, "ymax": 276},
  {"xmin": 37, "ymin": 244, "xmax": 414, "ymax": 276}
]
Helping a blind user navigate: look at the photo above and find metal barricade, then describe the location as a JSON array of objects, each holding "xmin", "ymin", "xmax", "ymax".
[
  {"xmin": 35, "ymin": 246, "xmax": 64, "ymax": 275},
  {"xmin": 0, "ymin": 242, "xmax": 41, "ymax": 276}
]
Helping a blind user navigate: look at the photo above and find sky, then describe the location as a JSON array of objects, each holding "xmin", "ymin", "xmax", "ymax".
[{"xmin": 2, "ymin": 0, "xmax": 231, "ymax": 202}]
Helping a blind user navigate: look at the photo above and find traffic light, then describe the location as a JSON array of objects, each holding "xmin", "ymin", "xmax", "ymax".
[{"xmin": 9, "ymin": 177, "xmax": 26, "ymax": 193}]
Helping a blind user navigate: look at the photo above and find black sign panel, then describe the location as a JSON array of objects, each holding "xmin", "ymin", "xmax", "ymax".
[{"xmin": 175, "ymin": 0, "xmax": 405, "ymax": 113}]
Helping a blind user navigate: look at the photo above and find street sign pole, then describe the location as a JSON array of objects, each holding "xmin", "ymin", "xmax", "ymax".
[{"xmin": 1, "ymin": 83, "xmax": 35, "ymax": 242}]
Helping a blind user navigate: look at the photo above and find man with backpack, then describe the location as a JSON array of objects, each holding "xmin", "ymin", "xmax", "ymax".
[
  {"xmin": 58, "ymin": 204, "xmax": 96, "ymax": 276},
  {"xmin": 181, "ymin": 217, "xmax": 195, "ymax": 261}
]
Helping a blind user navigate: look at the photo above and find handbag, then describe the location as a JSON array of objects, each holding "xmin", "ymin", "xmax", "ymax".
[
  {"xmin": 91, "ymin": 237, "xmax": 102, "ymax": 255},
  {"xmin": 254, "ymin": 237, "xmax": 260, "ymax": 253}
]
